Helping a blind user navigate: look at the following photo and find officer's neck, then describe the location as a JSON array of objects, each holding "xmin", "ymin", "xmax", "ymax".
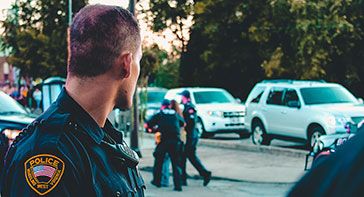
[{"xmin": 65, "ymin": 75, "xmax": 116, "ymax": 128}]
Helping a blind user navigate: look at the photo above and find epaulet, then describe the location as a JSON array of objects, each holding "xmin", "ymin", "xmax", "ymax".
[
  {"xmin": 10, "ymin": 112, "xmax": 71, "ymax": 150},
  {"xmin": 9, "ymin": 120, "xmax": 42, "ymax": 149},
  {"xmin": 161, "ymin": 109, "xmax": 176, "ymax": 115}
]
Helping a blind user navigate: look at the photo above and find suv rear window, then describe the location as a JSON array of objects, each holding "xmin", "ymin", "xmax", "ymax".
[
  {"xmin": 300, "ymin": 86, "xmax": 357, "ymax": 105},
  {"xmin": 266, "ymin": 88, "xmax": 285, "ymax": 105},
  {"xmin": 193, "ymin": 91, "xmax": 235, "ymax": 104}
]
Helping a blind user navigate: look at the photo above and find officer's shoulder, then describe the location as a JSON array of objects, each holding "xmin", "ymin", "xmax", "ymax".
[
  {"xmin": 13, "ymin": 107, "xmax": 72, "ymax": 154},
  {"xmin": 184, "ymin": 103, "xmax": 196, "ymax": 112},
  {"xmin": 185, "ymin": 102, "xmax": 196, "ymax": 109}
]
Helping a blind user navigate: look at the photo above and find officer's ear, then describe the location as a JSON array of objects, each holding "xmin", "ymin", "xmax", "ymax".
[{"xmin": 118, "ymin": 52, "xmax": 133, "ymax": 79}]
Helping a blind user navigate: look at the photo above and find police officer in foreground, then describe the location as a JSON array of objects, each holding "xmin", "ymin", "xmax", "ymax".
[
  {"xmin": 179, "ymin": 90, "xmax": 211, "ymax": 186},
  {"xmin": 289, "ymin": 125, "xmax": 364, "ymax": 197},
  {"xmin": 147, "ymin": 99, "xmax": 185, "ymax": 191},
  {"xmin": 0, "ymin": 5, "xmax": 144, "ymax": 196}
]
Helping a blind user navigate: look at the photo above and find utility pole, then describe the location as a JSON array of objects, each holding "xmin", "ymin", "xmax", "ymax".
[
  {"xmin": 67, "ymin": 0, "xmax": 72, "ymax": 75},
  {"xmin": 128, "ymin": 0, "xmax": 141, "ymax": 158},
  {"xmin": 129, "ymin": 0, "xmax": 135, "ymax": 15},
  {"xmin": 68, "ymin": 0, "xmax": 72, "ymax": 27},
  {"xmin": 14, "ymin": 0, "xmax": 19, "ymax": 26}
]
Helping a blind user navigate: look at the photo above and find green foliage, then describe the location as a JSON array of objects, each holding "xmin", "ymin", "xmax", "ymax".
[
  {"xmin": 181, "ymin": 0, "xmax": 266, "ymax": 98},
  {"xmin": 153, "ymin": 59, "xmax": 180, "ymax": 89},
  {"xmin": 1, "ymin": 0, "xmax": 87, "ymax": 79},
  {"xmin": 143, "ymin": 0, "xmax": 194, "ymax": 51},
  {"xmin": 179, "ymin": 0, "xmax": 364, "ymax": 98},
  {"xmin": 139, "ymin": 44, "xmax": 160, "ymax": 86},
  {"xmin": 140, "ymin": 44, "xmax": 180, "ymax": 89}
]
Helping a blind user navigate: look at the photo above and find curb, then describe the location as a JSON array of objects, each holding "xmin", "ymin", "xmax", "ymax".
[
  {"xmin": 142, "ymin": 133, "xmax": 308, "ymax": 158},
  {"xmin": 199, "ymin": 139, "xmax": 308, "ymax": 158},
  {"xmin": 139, "ymin": 166, "xmax": 295, "ymax": 185}
]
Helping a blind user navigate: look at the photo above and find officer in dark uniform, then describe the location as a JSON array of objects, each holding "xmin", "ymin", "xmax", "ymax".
[
  {"xmin": 0, "ymin": 133, "xmax": 7, "ymax": 171},
  {"xmin": 0, "ymin": 4, "xmax": 144, "ymax": 196},
  {"xmin": 147, "ymin": 99, "xmax": 185, "ymax": 191},
  {"xmin": 289, "ymin": 125, "xmax": 364, "ymax": 196},
  {"xmin": 179, "ymin": 90, "xmax": 211, "ymax": 186}
]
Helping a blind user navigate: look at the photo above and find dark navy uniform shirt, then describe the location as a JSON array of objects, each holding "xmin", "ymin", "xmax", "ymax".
[
  {"xmin": 0, "ymin": 89, "xmax": 145, "ymax": 196},
  {"xmin": 182, "ymin": 102, "xmax": 198, "ymax": 139},
  {"xmin": 147, "ymin": 109, "xmax": 185, "ymax": 141},
  {"xmin": 289, "ymin": 125, "xmax": 364, "ymax": 197}
]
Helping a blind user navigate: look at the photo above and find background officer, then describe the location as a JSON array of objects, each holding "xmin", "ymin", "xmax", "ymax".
[
  {"xmin": 147, "ymin": 99, "xmax": 185, "ymax": 191},
  {"xmin": 180, "ymin": 90, "xmax": 212, "ymax": 186},
  {"xmin": 0, "ymin": 4, "xmax": 144, "ymax": 196}
]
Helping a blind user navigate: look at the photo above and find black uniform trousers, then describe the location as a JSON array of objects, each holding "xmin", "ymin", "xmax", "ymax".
[
  {"xmin": 181, "ymin": 136, "xmax": 208, "ymax": 181},
  {"xmin": 153, "ymin": 140, "xmax": 182, "ymax": 189}
]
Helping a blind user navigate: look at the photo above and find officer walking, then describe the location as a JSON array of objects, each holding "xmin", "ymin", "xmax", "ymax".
[
  {"xmin": 0, "ymin": 5, "xmax": 144, "ymax": 196},
  {"xmin": 147, "ymin": 99, "xmax": 185, "ymax": 191},
  {"xmin": 180, "ymin": 90, "xmax": 212, "ymax": 186}
]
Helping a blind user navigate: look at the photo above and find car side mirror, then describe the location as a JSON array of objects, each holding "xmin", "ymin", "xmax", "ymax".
[
  {"xmin": 358, "ymin": 98, "xmax": 364, "ymax": 104},
  {"xmin": 235, "ymin": 98, "xmax": 242, "ymax": 103},
  {"xmin": 287, "ymin": 101, "xmax": 301, "ymax": 108}
]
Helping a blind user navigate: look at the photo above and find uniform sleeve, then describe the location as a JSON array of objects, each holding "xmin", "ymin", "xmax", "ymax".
[
  {"xmin": 177, "ymin": 114, "xmax": 186, "ymax": 127},
  {"xmin": 184, "ymin": 106, "xmax": 197, "ymax": 129},
  {"xmin": 147, "ymin": 113, "xmax": 159, "ymax": 128},
  {"xmin": 1, "ymin": 145, "xmax": 83, "ymax": 197}
]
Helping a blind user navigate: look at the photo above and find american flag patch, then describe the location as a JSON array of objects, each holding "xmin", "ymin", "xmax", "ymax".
[{"xmin": 33, "ymin": 165, "xmax": 56, "ymax": 178}]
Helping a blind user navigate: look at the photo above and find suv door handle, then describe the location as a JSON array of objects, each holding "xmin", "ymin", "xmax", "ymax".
[
  {"xmin": 262, "ymin": 108, "xmax": 268, "ymax": 112},
  {"xmin": 281, "ymin": 111, "xmax": 287, "ymax": 114}
]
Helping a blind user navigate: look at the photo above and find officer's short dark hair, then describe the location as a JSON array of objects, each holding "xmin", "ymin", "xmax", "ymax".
[
  {"xmin": 180, "ymin": 90, "xmax": 191, "ymax": 98},
  {"xmin": 161, "ymin": 99, "xmax": 171, "ymax": 107},
  {"xmin": 68, "ymin": 4, "xmax": 141, "ymax": 77}
]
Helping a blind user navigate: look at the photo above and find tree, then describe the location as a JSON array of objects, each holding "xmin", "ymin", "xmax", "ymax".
[
  {"xmin": 261, "ymin": 0, "xmax": 364, "ymax": 96},
  {"xmin": 143, "ymin": 0, "xmax": 194, "ymax": 52},
  {"xmin": 1, "ymin": 0, "xmax": 87, "ymax": 79},
  {"xmin": 140, "ymin": 44, "xmax": 180, "ymax": 89},
  {"xmin": 181, "ymin": 0, "xmax": 268, "ymax": 98},
  {"xmin": 182, "ymin": 0, "xmax": 364, "ymax": 98}
]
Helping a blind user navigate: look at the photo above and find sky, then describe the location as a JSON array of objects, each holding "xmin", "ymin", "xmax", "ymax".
[
  {"xmin": 0, "ymin": 0, "xmax": 129, "ymax": 20},
  {"xmin": 0, "ymin": 0, "xmax": 176, "ymax": 52}
]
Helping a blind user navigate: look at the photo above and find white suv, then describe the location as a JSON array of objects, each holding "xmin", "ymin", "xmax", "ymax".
[
  {"xmin": 164, "ymin": 87, "xmax": 247, "ymax": 138},
  {"xmin": 245, "ymin": 80, "xmax": 364, "ymax": 147}
]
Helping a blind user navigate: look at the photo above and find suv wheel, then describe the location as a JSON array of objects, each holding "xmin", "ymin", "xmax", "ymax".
[
  {"xmin": 308, "ymin": 126, "xmax": 325, "ymax": 149},
  {"xmin": 252, "ymin": 121, "xmax": 271, "ymax": 145},
  {"xmin": 196, "ymin": 118, "xmax": 214, "ymax": 138}
]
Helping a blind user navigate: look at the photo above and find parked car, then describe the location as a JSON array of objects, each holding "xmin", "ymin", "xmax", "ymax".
[
  {"xmin": 164, "ymin": 87, "xmax": 247, "ymax": 138},
  {"xmin": 0, "ymin": 90, "xmax": 36, "ymax": 169},
  {"xmin": 245, "ymin": 80, "xmax": 364, "ymax": 148},
  {"xmin": 0, "ymin": 90, "xmax": 36, "ymax": 142},
  {"xmin": 139, "ymin": 87, "xmax": 168, "ymax": 121}
]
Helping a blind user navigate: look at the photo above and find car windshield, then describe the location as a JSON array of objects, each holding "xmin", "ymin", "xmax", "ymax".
[
  {"xmin": 300, "ymin": 86, "xmax": 358, "ymax": 105},
  {"xmin": 193, "ymin": 90, "xmax": 235, "ymax": 104},
  {"xmin": 147, "ymin": 91, "xmax": 167, "ymax": 104},
  {"xmin": 0, "ymin": 92, "xmax": 28, "ymax": 115}
]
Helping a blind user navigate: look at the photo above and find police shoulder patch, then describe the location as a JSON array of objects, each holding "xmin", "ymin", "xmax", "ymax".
[
  {"xmin": 188, "ymin": 108, "xmax": 195, "ymax": 114},
  {"xmin": 24, "ymin": 154, "xmax": 65, "ymax": 195}
]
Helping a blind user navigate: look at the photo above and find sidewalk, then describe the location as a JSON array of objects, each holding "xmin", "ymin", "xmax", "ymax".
[
  {"xmin": 127, "ymin": 133, "xmax": 306, "ymax": 184},
  {"xmin": 140, "ymin": 168, "xmax": 292, "ymax": 197}
]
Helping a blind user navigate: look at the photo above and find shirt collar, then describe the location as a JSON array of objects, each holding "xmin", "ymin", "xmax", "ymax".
[{"xmin": 55, "ymin": 88, "xmax": 105, "ymax": 144}]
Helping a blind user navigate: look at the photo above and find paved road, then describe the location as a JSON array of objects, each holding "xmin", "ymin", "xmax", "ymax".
[
  {"xmin": 141, "ymin": 170, "xmax": 293, "ymax": 197},
  {"xmin": 130, "ymin": 134, "xmax": 308, "ymax": 197}
]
